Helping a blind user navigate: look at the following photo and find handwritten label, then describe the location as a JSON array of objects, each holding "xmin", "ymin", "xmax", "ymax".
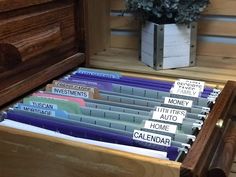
[
  {"xmin": 155, "ymin": 106, "xmax": 187, "ymax": 116},
  {"xmin": 133, "ymin": 130, "xmax": 171, "ymax": 147},
  {"xmin": 52, "ymin": 87, "xmax": 89, "ymax": 98},
  {"xmin": 78, "ymin": 68, "xmax": 121, "ymax": 79},
  {"xmin": 164, "ymin": 97, "xmax": 193, "ymax": 108},
  {"xmin": 53, "ymin": 81, "xmax": 94, "ymax": 92},
  {"xmin": 29, "ymin": 101, "xmax": 58, "ymax": 110},
  {"xmin": 170, "ymin": 87, "xmax": 200, "ymax": 98},
  {"xmin": 144, "ymin": 120, "xmax": 177, "ymax": 134},
  {"xmin": 62, "ymin": 79, "xmax": 113, "ymax": 91},
  {"xmin": 19, "ymin": 105, "xmax": 55, "ymax": 116},
  {"xmin": 176, "ymin": 79, "xmax": 205, "ymax": 92}
]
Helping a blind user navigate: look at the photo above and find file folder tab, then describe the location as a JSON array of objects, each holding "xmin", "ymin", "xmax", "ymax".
[
  {"xmin": 133, "ymin": 130, "xmax": 172, "ymax": 147},
  {"xmin": 164, "ymin": 97, "xmax": 193, "ymax": 108},
  {"xmin": 144, "ymin": 120, "xmax": 178, "ymax": 134}
]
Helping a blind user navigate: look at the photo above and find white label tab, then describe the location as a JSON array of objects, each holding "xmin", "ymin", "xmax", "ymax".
[
  {"xmin": 20, "ymin": 106, "xmax": 55, "ymax": 116},
  {"xmin": 153, "ymin": 106, "xmax": 186, "ymax": 124},
  {"xmin": 170, "ymin": 87, "xmax": 200, "ymax": 98},
  {"xmin": 52, "ymin": 87, "xmax": 89, "ymax": 98},
  {"xmin": 177, "ymin": 79, "xmax": 205, "ymax": 92},
  {"xmin": 164, "ymin": 97, "xmax": 193, "ymax": 108},
  {"xmin": 144, "ymin": 120, "xmax": 177, "ymax": 134},
  {"xmin": 133, "ymin": 130, "xmax": 171, "ymax": 147},
  {"xmin": 155, "ymin": 106, "xmax": 187, "ymax": 116},
  {"xmin": 29, "ymin": 101, "xmax": 58, "ymax": 110},
  {"xmin": 152, "ymin": 111, "xmax": 184, "ymax": 124}
]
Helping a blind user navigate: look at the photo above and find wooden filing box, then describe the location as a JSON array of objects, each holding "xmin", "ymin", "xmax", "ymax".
[{"xmin": 0, "ymin": 1, "xmax": 236, "ymax": 177}]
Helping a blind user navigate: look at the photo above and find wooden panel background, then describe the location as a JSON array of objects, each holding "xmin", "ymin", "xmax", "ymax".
[
  {"xmin": 109, "ymin": 0, "xmax": 236, "ymax": 59},
  {"xmin": 0, "ymin": 0, "xmax": 54, "ymax": 12},
  {"xmin": 89, "ymin": 0, "xmax": 236, "ymax": 84},
  {"xmin": 87, "ymin": 0, "xmax": 110, "ymax": 55}
]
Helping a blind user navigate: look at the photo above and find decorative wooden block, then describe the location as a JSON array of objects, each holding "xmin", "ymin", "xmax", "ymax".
[{"xmin": 141, "ymin": 22, "xmax": 197, "ymax": 70}]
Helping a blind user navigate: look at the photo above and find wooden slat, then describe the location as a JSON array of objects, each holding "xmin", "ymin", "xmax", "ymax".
[
  {"xmin": 87, "ymin": 0, "xmax": 110, "ymax": 55},
  {"xmin": 110, "ymin": 17, "xmax": 236, "ymax": 37},
  {"xmin": 179, "ymin": 66, "xmax": 236, "ymax": 77},
  {"xmin": 110, "ymin": 16, "xmax": 139, "ymax": 30},
  {"xmin": 90, "ymin": 48, "xmax": 235, "ymax": 84},
  {"xmin": 0, "ymin": 53, "xmax": 84, "ymax": 107},
  {"xmin": 110, "ymin": 0, "xmax": 125, "ymax": 11},
  {"xmin": 14, "ymin": 25, "xmax": 62, "ymax": 62},
  {"xmin": 110, "ymin": 0, "xmax": 236, "ymax": 16},
  {"xmin": 204, "ymin": 0, "xmax": 236, "ymax": 16},
  {"xmin": 0, "ymin": 0, "xmax": 53, "ymax": 12},
  {"xmin": 0, "ymin": 3, "xmax": 74, "ymax": 41},
  {"xmin": 111, "ymin": 34, "xmax": 139, "ymax": 49},
  {"xmin": 182, "ymin": 83, "xmax": 236, "ymax": 177},
  {"xmin": 110, "ymin": 35, "xmax": 236, "ymax": 58},
  {"xmin": 197, "ymin": 42, "xmax": 236, "ymax": 58},
  {"xmin": 198, "ymin": 20, "xmax": 236, "ymax": 37},
  {"xmin": 196, "ymin": 55, "xmax": 236, "ymax": 70}
]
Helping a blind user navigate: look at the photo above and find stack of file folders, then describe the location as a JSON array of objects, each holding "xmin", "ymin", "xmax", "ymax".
[{"xmin": 1, "ymin": 68, "xmax": 221, "ymax": 161}]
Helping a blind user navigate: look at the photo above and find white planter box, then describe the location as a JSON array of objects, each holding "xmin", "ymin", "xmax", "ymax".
[{"xmin": 141, "ymin": 22, "xmax": 197, "ymax": 70}]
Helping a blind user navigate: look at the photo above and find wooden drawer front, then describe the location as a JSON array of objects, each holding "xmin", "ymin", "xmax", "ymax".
[
  {"xmin": 0, "ymin": 1, "xmax": 83, "ymax": 106},
  {"xmin": 0, "ymin": 0, "xmax": 54, "ymax": 12},
  {"xmin": 0, "ymin": 126, "xmax": 181, "ymax": 177},
  {"xmin": 0, "ymin": 1, "xmax": 76, "ymax": 70},
  {"xmin": 0, "ymin": 78, "xmax": 235, "ymax": 177}
]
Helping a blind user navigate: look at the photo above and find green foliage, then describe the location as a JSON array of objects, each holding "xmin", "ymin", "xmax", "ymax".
[{"xmin": 125, "ymin": 0, "xmax": 210, "ymax": 24}]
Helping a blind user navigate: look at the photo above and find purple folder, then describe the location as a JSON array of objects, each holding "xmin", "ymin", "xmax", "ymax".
[
  {"xmin": 67, "ymin": 74, "xmax": 212, "ymax": 98},
  {"xmin": 4, "ymin": 109, "xmax": 180, "ymax": 160},
  {"xmin": 73, "ymin": 71, "xmax": 214, "ymax": 93}
]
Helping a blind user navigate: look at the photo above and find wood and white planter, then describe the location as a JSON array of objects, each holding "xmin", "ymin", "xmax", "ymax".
[{"xmin": 141, "ymin": 21, "xmax": 197, "ymax": 70}]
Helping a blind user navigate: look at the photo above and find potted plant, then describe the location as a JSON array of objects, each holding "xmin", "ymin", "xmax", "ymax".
[{"xmin": 124, "ymin": 0, "xmax": 210, "ymax": 70}]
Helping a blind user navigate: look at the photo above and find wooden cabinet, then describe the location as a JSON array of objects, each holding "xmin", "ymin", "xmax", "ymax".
[
  {"xmin": 0, "ymin": 0, "xmax": 85, "ymax": 107},
  {"xmin": 0, "ymin": 1, "xmax": 235, "ymax": 177}
]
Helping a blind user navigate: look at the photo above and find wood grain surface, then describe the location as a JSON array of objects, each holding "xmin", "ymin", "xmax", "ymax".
[
  {"xmin": 180, "ymin": 81, "xmax": 236, "ymax": 177},
  {"xmin": 87, "ymin": 0, "xmax": 110, "ymax": 55},
  {"xmin": 208, "ymin": 121, "xmax": 236, "ymax": 177},
  {"xmin": 0, "ymin": 0, "xmax": 85, "ymax": 107},
  {"xmin": 0, "ymin": 2, "xmax": 76, "ymax": 63},
  {"xmin": 14, "ymin": 25, "xmax": 62, "ymax": 62},
  {"xmin": 110, "ymin": 16, "xmax": 140, "ymax": 30},
  {"xmin": 0, "ymin": 126, "xmax": 181, "ymax": 177},
  {"xmin": 0, "ymin": 53, "xmax": 84, "ymax": 108},
  {"xmin": 0, "ymin": 0, "xmax": 54, "ymax": 12},
  {"xmin": 106, "ymin": 0, "xmax": 236, "ymax": 63},
  {"xmin": 90, "ymin": 48, "xmax": 236, "ymax": 84}
]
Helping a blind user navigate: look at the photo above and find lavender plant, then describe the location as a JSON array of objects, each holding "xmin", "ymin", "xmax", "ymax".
[{"xmin": 125, "ymin": 0, "xmax": 210, "ymax": 24}]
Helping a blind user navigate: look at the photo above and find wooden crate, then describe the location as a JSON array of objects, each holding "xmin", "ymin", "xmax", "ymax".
[{"xmin": 140, "ymin": 22, "xmax": 197, "ymax": 70}]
